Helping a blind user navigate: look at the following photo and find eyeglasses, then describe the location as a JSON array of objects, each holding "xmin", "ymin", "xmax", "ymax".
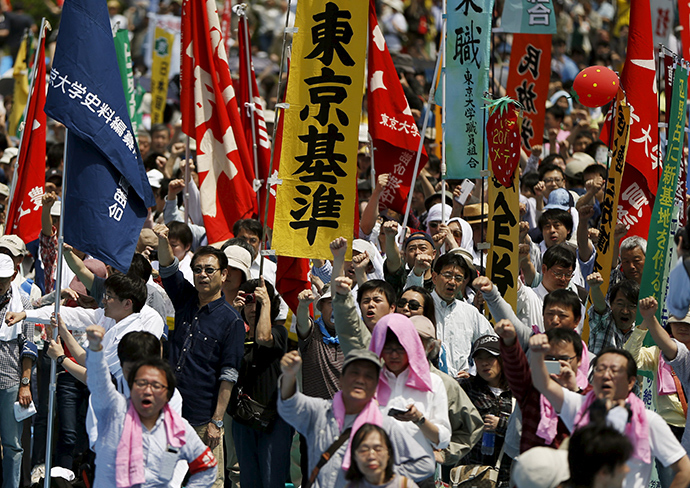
[
  {"xmin": 103, "ymin": 293, "xmax": 120, "ymax": 302},
  {"xmin": 382, "ymin": 344, "xmax": 407, "ymax": 355},
  {"xmin": 133, "ymin": 378, "xmax": 168, "ymax": 392},
  {"xmin": 545, "ymin": 355, "xmax": 576, "ymax": 362},
  {"xmin": 593, "ymin": 365, "xmax": 625, "ymax": 376},
  {"xmin": 440, "ymin": 272, "xmax": 465, "ymax": 283},
  {"xmin": 397, "ymin": 298, "xmax": 422, "ymax": 311},
  {"xmin": 543, "ymin": 177, "xmax": 564, "ymax": 184},
  {"xmin": 192, "ymin": 266, "xmax": 221, "ymax": 276},
  {"xmin": 549, "ymin": 269, "xmax": 573, "ymax": 280},
  {"xmin": 428, "ymin": 222, "xmax": 440, "ymax": 228},
  {"xmin": 355, "ymin": 445, "xmax": 388, "ymax": 456}
]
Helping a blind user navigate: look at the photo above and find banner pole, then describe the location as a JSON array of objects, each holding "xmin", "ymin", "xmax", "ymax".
[
  {"xmin": 44, "ymin": 126, "xmax": 68, "ymax": 488},
  {"xmin": 398, "ymin": 45, "xmax": 443, "ymax": 250},
  {"xmin": 259, "ymin": 0, "xmax": 293, "ymax": 276}
]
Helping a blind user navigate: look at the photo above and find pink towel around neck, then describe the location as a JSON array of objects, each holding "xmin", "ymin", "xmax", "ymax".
[
  {"xmin": 115, "ymin": 402, "xmax": 187, "ymax": 488},
  {"xmin": 332, "ymin": 392, "xmax": 383, "ymax": 471},
  {"xmin": 573, "ymin": 390, "xmax": 651, "ymax": 464},
  {"xmin": 369, "ymin": 314, "xmax": 433, "ymax": 405},
  {"xmin": 658, "ymin": 355, "xmax": 678, "ymax": 395}
]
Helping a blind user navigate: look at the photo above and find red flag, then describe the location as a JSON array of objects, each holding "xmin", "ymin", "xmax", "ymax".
[
  {"xmin": 276, "ymin": 256, "xmax": 311, "ymax": 315},
  {"xmin": 505, "ymin": 34, "xmax": 551, "ymax": 155},
  {"xmin": 237, "ymin": 11, "xmax": 272, "ymax": 221},
  {"xmin": 619, "ymin": 0, "xmax": 659, "ymax": 195},
  {"xmin": 617, "ymin": 166, "xmax": 653, "ymax": 240},
  {"xmin": 7, "ymin": 32, "xmax": 46, "ymax": 242},
  {"xmin": 679, "ymin": 0, "xmax": 690, "ymax": 61},
  {"xmin": 180, "ymin": 0, "xmax": 257, "ymax": 244},
  {"xmin": 221, "ymin": 0, "xmax": 232, "ymax": 58},
  {"xmin": 367, "ymin": 0, "xmax": 426, "ymax": 215}
]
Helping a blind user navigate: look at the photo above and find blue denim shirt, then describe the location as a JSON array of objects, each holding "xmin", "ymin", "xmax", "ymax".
[{"xmin": 161, "ymin": 258, "xmax": 245, "ymax": 426}]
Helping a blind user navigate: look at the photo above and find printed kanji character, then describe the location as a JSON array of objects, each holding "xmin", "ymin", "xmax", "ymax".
[
  {"xmin": 454, "ymin": 20, "xmax": 481, "ymax": 69},
  {"xmin": 300, "ymin": 67, "xmax": 352, "ymax": 126},
  {"xmin": 81, "ymin": 92, "xmax": 102, "ymax": 113},
  {"xmin": 113, "ymin": 188, "xmax": 128, "ymax": 207},
  {"xmin": 110, "ymin": 117, "xmax": 127, "ymax": 137},
  {"xmin": 68, "ymin": 81, "xmax": 87, "ymax": 100},
  {"xmin": 29, "ymin": 186, "xmax": 43, "ymax": 211},
  {"xmin": 97, "ymin": 103, "xmax": 115, "ymax": 123},
  {"xmin": 295, "ymin": 124, "xmax": 347, "ymax": 184},
  {"xmin": 290, "ymin": 184, "xmax": 345, "ymax": 245},
  {"xmin": 455, "ymin": 0, "xmax": 482, "ymax": 15},
  {"xmin": 517, "ymin": 45, "xmax": 542, "ymax": 79},
  {"xmin": 306, "ymin": 2, "xmax": 355, "ymax": 66},
  {"xmin": 109, "ymin": 203, "xmax": 124, "ymax": 221},
  {"xmin": 52, "ymin": 71, "xmax": 71, "ymax": 94}
]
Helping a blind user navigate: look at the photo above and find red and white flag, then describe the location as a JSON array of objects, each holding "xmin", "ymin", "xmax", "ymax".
[
  {"xmin": 367, "ymin": 0, "xmax": 426, "ymax": 216},
  {"xmin": 619, "ymin": 0, "xmax": 659, "ymax": 194},
  {"xmin": 180, "ymin": 0, "xmax": 257, "ymax": 244},
  {"xmin": 221, "ymin": 0, "xmax": 232, "ymax": 58},
  {"xmin": 6, "ymin": 31, "xmax": 46, "ymax": 242},
  {"xmin": 237, "ymin": 11, "xmax": 272, "ymax": 221},
  {"xmin": 600, "ymin": 0, "xmax": 657, "ymax": 240}
]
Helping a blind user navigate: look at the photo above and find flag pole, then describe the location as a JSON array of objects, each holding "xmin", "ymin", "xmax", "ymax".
[
  {"xmin": 6, "ymin": 22, "xmax": 49, "ymax": 235},
  {"xmin": 259, "ymin": 1, "xmax": 292, "ymax": 277},
  {"xmin": 43, "ymin": 127, "xmax": 68, "ymax": 488},
  {"xmin": 398, "ymin": 48, "xmax": 443, "ymax": 250},
  {"xmin": 368, "ymin": 132, "xmax": 375, "ymax": 190},
  {"xmin": 237, "ymin": 6, "xmax": 262, "ymax": 218},
  {"xmin": 183, "ymin": 135, "xmax": 190, "ymax": 224}
]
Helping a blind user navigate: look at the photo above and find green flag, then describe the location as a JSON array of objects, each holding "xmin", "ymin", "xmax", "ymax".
[
  {"xmin": 113, "ymin": 29, "xmax": 139, "ymax": 135},
  {"xmin": 637, "ymin": 64, "xmax": 688, "ymax": 331}
]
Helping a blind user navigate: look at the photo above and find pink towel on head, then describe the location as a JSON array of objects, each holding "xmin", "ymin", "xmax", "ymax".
[
  {"xmin": 115, "ymin": 402, "xmax": 187, "ymax": 488},
  {"xmin": 369, "ymin": 313, "xmax": 433, "ymax": 405},
  {"xmin": 536, "ymin": 341, "xmax": 590, "ymax": 444},
  {"xmin": 573, "ymin": 390, "xmax": 651, "ymax": 464},
  {"xmin": 332, "ymin": 392, "xmax": 383, "ymax": 471},
  {"xmin": 658, "ymin": 356, "xmax": 678, "ymax": 395}
]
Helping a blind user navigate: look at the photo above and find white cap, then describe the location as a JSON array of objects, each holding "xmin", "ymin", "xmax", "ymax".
[{"xmin": 0, "ymin": 254, "xmax": 15, "ymax": 278}]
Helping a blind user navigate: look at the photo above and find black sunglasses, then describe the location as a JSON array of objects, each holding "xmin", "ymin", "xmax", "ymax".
[{"xmin": 397, "ymin": 298, "xmax": 422, "ymax": 311}]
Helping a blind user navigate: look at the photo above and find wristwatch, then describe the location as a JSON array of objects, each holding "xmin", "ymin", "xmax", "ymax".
[
  {"xmin": 210, "ymin": 419, "xmax": 224, "ymax": 429},
  {"xmin": 56, "ymin": 355, "xmax": 67, "ymax": 366},
  {"xmin": 414, "ymin": 415, "xmax": 426, "ymax": 427},
  {"xmin": 20, "ymin": 377, "xmax": 30, "ymax": 386}
]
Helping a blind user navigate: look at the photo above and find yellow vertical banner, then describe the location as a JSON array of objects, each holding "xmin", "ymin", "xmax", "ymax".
[
  {"xmin": 272, "ymin": 0, "xmax": 367, "ymax": 260},
  {"xmin": 9, "ymin": 36, "xmax": 29, "ymax": 137},
  {"xmin": 581, "ymin": 95, "xmax": 630, "ymax": 342},
  {"xmin": 486, "ymin": 104, "xmax": 522, "ymax": 312},
  {"xmin": 150, "ymin": 27, "xmax": 174, "ymax": 125}
]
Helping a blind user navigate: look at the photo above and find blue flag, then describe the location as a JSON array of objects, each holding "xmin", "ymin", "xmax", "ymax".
[{"xmin": 44, "ymin": 0, "xmax": 155, "ymax": 272}]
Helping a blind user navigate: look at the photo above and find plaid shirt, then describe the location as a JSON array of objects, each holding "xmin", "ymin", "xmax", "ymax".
[
  {"xmin": 0, "ymin": 288, "xmax": 33, "ymax": 389},
  {"xmin": 458, "ymin": 375, "xmax": 512, "ymax": 469},
  {"xmin": 500, "ymin": 338, "xmax": 571, "ymax": 453},
  {"xmin": 587, "ymin": 304, "xmax": 635, "ymax": 357}
]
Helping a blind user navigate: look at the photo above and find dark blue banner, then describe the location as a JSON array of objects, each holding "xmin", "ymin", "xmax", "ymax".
[{"xmin": 44, "ymin": 0, "xmax": 155, "ymax": 271}]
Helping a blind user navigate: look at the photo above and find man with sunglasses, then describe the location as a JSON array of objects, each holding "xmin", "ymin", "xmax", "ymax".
[{"xmin": 155, "ymin": 224, "xmax": 245, "ymax": 488}]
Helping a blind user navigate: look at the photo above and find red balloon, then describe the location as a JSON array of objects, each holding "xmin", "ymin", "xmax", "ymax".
[{"xmin": 573, "ymin": 66, "xmax": 620, "ymax": 108}]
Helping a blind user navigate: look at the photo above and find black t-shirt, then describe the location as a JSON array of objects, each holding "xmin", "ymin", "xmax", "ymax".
[{"xmin": 236, "ymin": 324, "xmax": 288, "ymax": 408}]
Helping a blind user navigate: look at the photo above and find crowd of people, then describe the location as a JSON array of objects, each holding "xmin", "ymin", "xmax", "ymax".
[{"xmin": 0, "ymin": 0, "xmax": 682, "ymax": 488}]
